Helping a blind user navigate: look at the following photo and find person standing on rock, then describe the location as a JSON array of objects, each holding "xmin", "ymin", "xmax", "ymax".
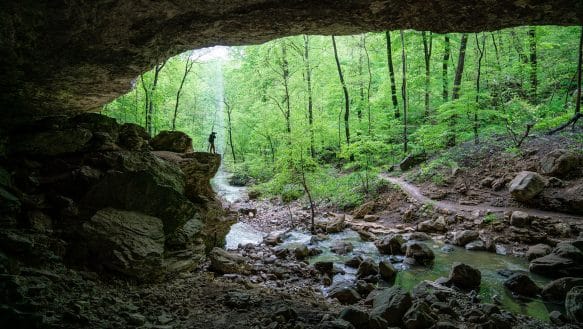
[{"xmin": 208, "ymin": 131, "xmax": 217, "ymax": 154}]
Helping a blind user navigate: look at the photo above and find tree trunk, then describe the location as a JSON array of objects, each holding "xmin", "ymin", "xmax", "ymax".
[
  {"xmin": 303, "ymin": 35, "xmax": 315, "ymax": 158},
  {"xmin": 400, "ymin": 30, "xmax": 408, "ymax": 154},
  {"xmin": 528, "ymin": 27, "xmax": 538, "ymax": 102},
  {"xmin": 447, "ymin": 33, "xmax": 468, "ymax": 147},
  {"xmin": 140, "ymin": 73, "xmax": 151, "ymax": 131},
  {"xmin": 442, "ymin": 35, "xmax": 451, "ymax": 102},
  {"xmin": 452, "ymin": 34, "xmax": 468, "ymax": 101},
  {"xmin": 577, "ymin": 26, "xmax": 583, "ymax": 117},
  {"xmin": 146, "ymin": 60, "xmax": 167, "ymax": 136},
  {"xmin": 357, "ymin": 35, "xmax": 364, "ymax": 121},
  {"xmin": 386, "ymin": 31, "xmax": 399, "ymax": 118},
  {"xmin": 332, "ymin": 36, "xmax": 351, "ymax": 158},
  {"xmin": 363, "ymin": 34, "xmax": 373, "ymax": 135},
  {"xmin": 422, "ymin": 31, "xmax": 433, "ymax": 117},
  {"xmin": 510, "ymin": 28, "xmax": 529, "ymax": 64},
  {"xmin": 172, "ymin": 54, "xmax": 194, "ymax": 131},
  {"xmin": 281, "ymin": 43, "xmax": 292, "ymax": 136},
  {"xmin": 474, "ymin": 33, "xmax": 486, "ymax": 145},
  {"xmin": 225, "ymin": 101, "xmax": 236, "ymax": 162}
]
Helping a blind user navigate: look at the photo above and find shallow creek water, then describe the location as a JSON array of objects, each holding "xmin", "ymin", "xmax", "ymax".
[{"xmin": 215, "ymin": 171, "xmax": 557, "ymax": 321}]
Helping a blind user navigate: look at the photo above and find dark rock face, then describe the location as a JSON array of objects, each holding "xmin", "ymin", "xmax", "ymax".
[
  {"xmin": 81, "ymin": 208, "xmax": 165, "ymax": 281},
  {"xmin": 1, "ymin": 1, "xmax": 581, "ymax": 118},
  {"xmin": 375, "ymin": 234, "xmax": 405, "ymax": 255},
  {"xmin": 405, "ymin": 242, "xmax": 435, "ymax": 266},
  {"xmin": 0, "ymin": 113, "xmax": 229, "ymax": 281}
]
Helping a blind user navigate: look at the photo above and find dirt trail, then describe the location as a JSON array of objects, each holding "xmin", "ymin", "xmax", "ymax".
[{"xmin": 379, "ymin": 174, "xmax": 583, "ymax": 223}]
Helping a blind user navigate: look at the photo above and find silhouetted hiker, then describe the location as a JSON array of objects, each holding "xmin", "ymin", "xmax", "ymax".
[{"xmin": 208, "ymin": 132, "xmax": 217, "ymax": 154}]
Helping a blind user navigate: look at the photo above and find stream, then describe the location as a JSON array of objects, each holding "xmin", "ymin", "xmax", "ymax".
[{"xmin": 213, "ymin": 169, "xmax": 558, "ymax": 322}]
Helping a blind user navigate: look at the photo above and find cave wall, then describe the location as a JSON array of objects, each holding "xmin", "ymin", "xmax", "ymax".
[{"xmin": 0, "ymin": 0, "xmax": 581, "ymax": 120}]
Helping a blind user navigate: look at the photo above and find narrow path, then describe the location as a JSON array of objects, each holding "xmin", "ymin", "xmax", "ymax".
[{"xmin": 379, "ymin": 173, "xmax": 583, "ymax": 223}]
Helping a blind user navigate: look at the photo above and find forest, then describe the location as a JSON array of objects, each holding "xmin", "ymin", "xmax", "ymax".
[{"xmin": 103, "ymin": 26, "xmax": 582, "ymax": 209}]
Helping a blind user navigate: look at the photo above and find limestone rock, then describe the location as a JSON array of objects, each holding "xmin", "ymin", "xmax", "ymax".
[
  {"xmin": 510, "ymin": 211, "xmax": 531, "ymax": 228},
  {"xmin": 356, "ymin": 259, "xmax": 378, "ymax": 279},
  {"xmin": 370, "ymin": 287, "xmax": 412, "ymax": 326},
  {"xmin": 447, "ymin": 263, "xmax": 481, "ymax": 290},
  {"xmin": 453, "ymin": 230, "xmax": 479, "ymax": 246},
  {"xmin": 508, "ymin": 171, "xmax": 546, "ymax": 202},
  {"xmin": 526, "ymin": 244, "xmax": 552, "ymax": 261},
  {"xmin": 9, "ymin": 128, "xmax": 93, "ymax": 156},
  {"xmin": 208, "ymin": 247, "xmax": 250, "ymax": 275},
  {"xmin": 405, "ymin": 242, "xmax": 435, "ymax": 266},
  {"xmin": 352, "ymin": 202, "xmax": 374, "ymax": 219},
  {"xmin": 379, "ymin": 260, "xmax": 396, "ymax": 281},
  {"xmin": 529, "ymin": 241, "xmax": 583, "ymax": 278},
  {"xmin": 81, "ymin": 208, "xmax": 165, "ymax": 281},
  {"xmin": 566, "ymin": 287, "xmax": 583, "ymax": 323},
  {"xmin": 539, "ymin": 149, "xmax": 582, "ymax": 178},
  {"xmin": 326, "ymin": 214, "xmax": 346, "ymax": 233},
  {"xmin": 339, "ymin": 307, "xmax": 370, "ymax": 328},
  {"xmin": 541, "ymin": 277, "xmax": 583, "ymax": 301},
  {"xmin": 375, "ymin": 234, "xmax": 405, "ymax": 255},
  {"xmin": 503, "ymin": 273, "xmax": 540, "ymax": 297},
  {"xmin": 331, "ymin": 241, "xmax": 353, "ymax": 255},
  {"xmin": 403, "ymin": 301, "xmax": 438, "ymax": 329},
  {"xmin": 465, "ymin": 240, "xmax": 486, "ymax": 251},
  {"xmin": 329, "ymin": 284, "xmax": 361, "ymax": 305},
  {"xmin": 151, "ymin": 130, "xmax": 193, "ymax": 153}
]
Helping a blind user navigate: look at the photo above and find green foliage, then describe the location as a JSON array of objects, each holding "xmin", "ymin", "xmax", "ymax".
[
  {"xmin": 483, "ymin": 213, "xmax": 499, "ymax": 224},
  {"xmin": 102, "ymin": 26, "xmax": 582, "ymax": 209}
]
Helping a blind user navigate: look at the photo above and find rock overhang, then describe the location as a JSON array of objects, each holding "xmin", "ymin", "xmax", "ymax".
[{"xmin": 0, "ymin": 0, "xmax": 581, "ymax": 120}]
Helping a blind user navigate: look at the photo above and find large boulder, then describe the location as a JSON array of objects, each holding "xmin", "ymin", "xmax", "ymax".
[
  {"xmin": 339, "ymin": 307, "xmax": 370, "ymax": 328},
  {"xmin": 405, "ymin": 242, "xmax": 435, "ymax": 266},
  {"xmin": 326, "ymin": 214, "xmax": 346, "ymax": 233},
  {"xmin": 329, "ymin": 283, "xmax": 362, "ymax": 305},
  {"xmin": 510, "ymin": 211, "xmax": 531, "ymax": 228},
  {"xmin": 539, "ymin": 149, "xmax": 582, "ymax": 178},
  {"xmin": 208, "ymin": 247, "xmax": 250, "ymax": 274},
  {"xmin": 375, "ymin": 234, "xmax": 405, "ymax": 255},
  {"xmin": 541, "ymin": 277, "xmax": 583, "ymax": 301},
  {"xmin": 356, "ymin": 259, "xmax": 379, "ymax": 279},
  {"xmin": 447, "ymin": 263, "xmax": 481, "ymax": 290},
  {"xmin": 81, "ymin": 208, "xmax": 165, "ymax": 281},
  {"xmin": 379, "ymin": 260, "xmax": 397, "ymax": 281},
  {"xmin": 370, "ymin": 287, "xmax": 412, "ymax": 326},
  {"xmin": 503, "ymin": 273, "xmax": 540, "ymax": 297},
  {"xmin": 529, "ymin": 240, "xmax": 583, "ymax": 278},
  {"xmin": 566, "ymin": 287, "xmax": 583, "ymax": 323},
  {"xmin": 508, "ymin": 171, "xmax": 546, "ymax": 202},
  {"xmin": 403, "ymin": 301, "xmax": 438, "ymax": 329},
  {"xmin": 352, "ymin": 201, "xmax": 375, "ymax": 219},
  {"xmin": 452, "ymin": 230, "xmax": 479, "ymax": 246},
  {"xmin": 526, "ymin": 244, "xmax": 552, "ymax": 261},
  {"xmin": 151, "ymin": 130, "xmax": 193, "ymax": 153}
]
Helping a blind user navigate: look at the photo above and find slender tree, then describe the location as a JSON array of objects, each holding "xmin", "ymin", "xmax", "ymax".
[
  {"xmin": 400, "ymin": 30, "xmax": 408, "ymax": 153},
  {"xmin": 447, "ymin": 33, "xmax": 468, "ymax": 146},
  {"xmin": 452, "ymin": 34, "xmax": 469, "ymax": 100},
  {"xmin": 144, "ymin": 60, "xmax": 167, "ymax": 136},
  {"xmin": 172, "ymin": 52, "xmax": 195, "ymax": 131},
  {"xmin": 528, "ymin": 27, "xmax": 538, "ymax": 101},
  {"xmin": 332, "ymin": 36, "xmax": 352, "ymax": 157},
  {"xmin": 386, "ymin": 31, "xmax": 400, "ymax": 118},
  {"xmin": 302, "ymin": 35, "xmax": 315, "ymax": 158},
  {"xmin": 474, "ymin": 33, "xmax": 486, "ymax": 144},
  {"xmin": 223, "ymin": 100, "xmax": 236, "ymax": 162},
  {"xmin": 442, "ymin": 35, "xmax": 451, "ymax": 102},
  {"xmin": 422, "ymin": 31, "xmax": 433, "ymax": 118}
]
